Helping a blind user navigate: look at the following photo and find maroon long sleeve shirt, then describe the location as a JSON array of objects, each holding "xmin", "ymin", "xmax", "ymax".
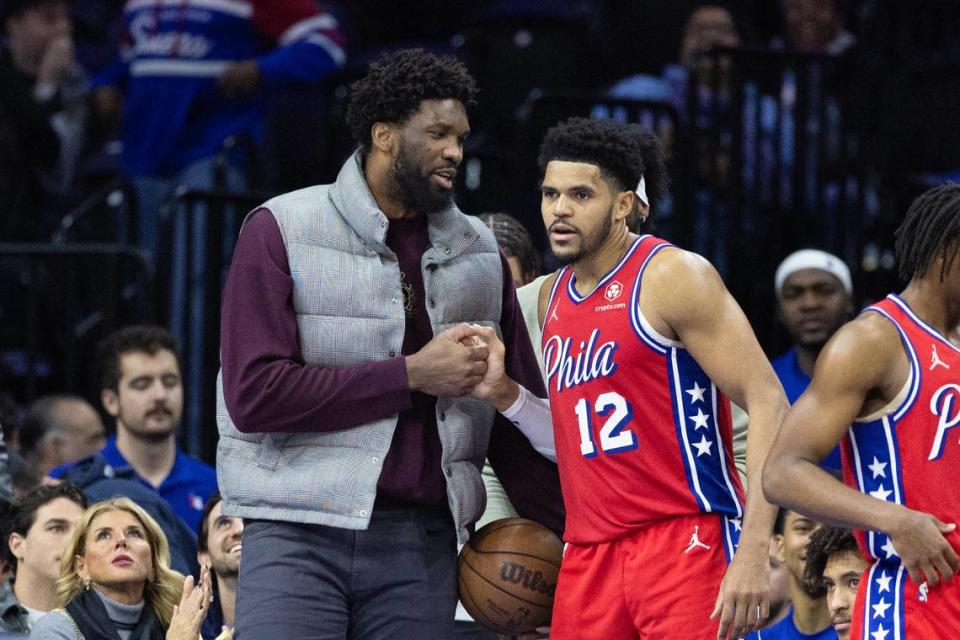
[{"xmin": 220, "ymin": 208, "xmax": 564, "ymax": 534}]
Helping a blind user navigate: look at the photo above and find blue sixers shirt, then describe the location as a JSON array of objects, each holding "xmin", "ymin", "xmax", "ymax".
[
  {"xmin": 744, "ymin": 610, "xmax": 837, "ymax": 639},
  {"xmin": 50, "ymin": 435, "xmax": 217, "ymax": 533},
  {"xmin": 771, "ymin": 347, "xmax": 842, "ymax": 470},
  {"xmin": 95, "ymin": 0, "xmax": 346, "ymax": 176}
]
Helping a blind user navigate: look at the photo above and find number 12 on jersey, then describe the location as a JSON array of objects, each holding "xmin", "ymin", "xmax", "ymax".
[{"xmin": 574, "ymin": 392, "xmax": 637, "ymax": 458}]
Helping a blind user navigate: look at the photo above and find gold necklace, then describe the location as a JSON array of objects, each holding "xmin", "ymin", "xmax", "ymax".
[{"xmin": 400, "ymin": 270, "xmax": 416, "ymax": 318}]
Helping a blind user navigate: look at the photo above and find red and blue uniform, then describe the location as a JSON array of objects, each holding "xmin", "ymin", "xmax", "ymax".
[
  {"xmin": 542, "ymin": 235, "xmax": 745, "ymax": 638},
  {"xmin": 842, "ymin": 294, "xmax": 960, "ymax": 640},
  {"xmin": 95, "ymin": 0, "xmax": 345, "ymax": 177}
]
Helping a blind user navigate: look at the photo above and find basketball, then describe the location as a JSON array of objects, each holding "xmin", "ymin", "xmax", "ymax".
[{"xmin": 458, "ymin": 517, "xmax": 564, "ymax": 635}]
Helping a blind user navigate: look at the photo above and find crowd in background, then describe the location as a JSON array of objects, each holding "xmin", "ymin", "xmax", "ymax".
[{"xmin": 0, "ymin": 1, "xmax": 958, "ymax": 639}]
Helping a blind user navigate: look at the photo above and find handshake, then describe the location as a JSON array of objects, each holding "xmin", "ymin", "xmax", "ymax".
[{"xmin": 406, "ymin": 323, "xmax": 519, "ymax": 408}]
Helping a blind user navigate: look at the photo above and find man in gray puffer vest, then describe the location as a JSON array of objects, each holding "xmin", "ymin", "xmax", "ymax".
[{"xmin": 216, "ymin": 49, "xmax": 564, "ymax": 639}]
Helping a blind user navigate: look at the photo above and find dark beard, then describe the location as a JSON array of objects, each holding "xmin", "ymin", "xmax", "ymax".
[
  {"xmin": 550, "ymin": 207, "xmax": 613, "ymax": 266},
  {"xmin": 393, "ymin": 144, "xmax": 453, "ymax": 215}
]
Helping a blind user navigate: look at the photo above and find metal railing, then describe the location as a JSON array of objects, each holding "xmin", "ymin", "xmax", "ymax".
[
  {"xmin": 161, "ymin": 188, "xmax": 273, "ymax": 460},
  {"xmin": 0, "ymin": 244, "xmax": 154, "ymax": 403}
]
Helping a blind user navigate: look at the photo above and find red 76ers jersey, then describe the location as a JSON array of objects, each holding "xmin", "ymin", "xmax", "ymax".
[
  {"xmin": 542, "ymin": 235, "xmax": 744, "ymax": 545},
  {"xmin": 841, "ymin": 294, "xmax": 960, "ymax": 638}
]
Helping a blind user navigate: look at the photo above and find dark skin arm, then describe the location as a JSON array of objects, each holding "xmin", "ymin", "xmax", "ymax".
[
  {"xmin": 536, "ymin": 250, "xmax": 785, "ymax": 639},
  {"xmin": 763, "ymin": 313, "xmax": 959, "ymax": 587},
  {"xmin": 643, "ymin": 249, "xmax": 787, "ymax": 640}
]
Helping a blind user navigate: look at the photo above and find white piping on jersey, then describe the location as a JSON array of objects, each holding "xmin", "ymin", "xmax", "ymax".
[
  {"xmin": 888, "ymin": 294, "xmax": 960, "ymax": 353},
  {"xmin": 126, "ymin": 0, "xmax": 252, "ymax": 19},
  {"xmin": 540, "ymin": 266, "xmax": 568, "ymax": 347},
  {"xmin": 847, "ymin": 426, "xmax": 877, "ymax": 559},
  {"xmin": 854, "ymin": 376, "xmax": 911, "ymax": 423},
  {"xmin": 629, "ymin": 242, "xmax": 679, "ymax": 354},
  {"xmin": 635, "ymin": 306, "xmax": 682, "ymax": 349},
  {"xmin": 893, "ymin": 565, "xmax": 905, "ymax": 640},
  {"xmin": 861, "ymin": 563, "xmax": 906, "ymax": 640},
  {"xmin": 566, "ymin": 235, "xmax": 646, "ymax": 303},
  {"xmin": 722, "ymin": 515, "xmax": 737, "ymax": 565},
  {"xmin": 130, "ymin": 59, "xmax": 230, "ymax": 77},
  {"xmin": 860, "ymin": 306, "xmax": 921, "ymax": 422},
  {"xmin": 881, "ymin": 415, "xmax": 904, "ymax": 506},
  {"xmin": 712, "ymin": 385, "xmax": 743, "ymax": 517},
  {"xmin": 279, "ymin": 14, "xmax": 339, "ymax": 45},
  {"xmin": 670, "ymin": 348, "xmax": 712, "ymax": 511},
  {"xmin": 849, "ymin": 414, "xmax": 905, "ymax": 560}
]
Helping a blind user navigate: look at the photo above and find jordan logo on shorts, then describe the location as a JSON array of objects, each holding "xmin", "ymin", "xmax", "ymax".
[
  {"xmin": 683, "ymin": 525, "xmax": 711, "ymax": 554},
  {"xmin": 930, "ymin": 344, "xmax": 950, "ymax": 371}
]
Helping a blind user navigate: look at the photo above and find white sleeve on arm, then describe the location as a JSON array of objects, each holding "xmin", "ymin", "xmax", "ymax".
[{"xmin": 501, "ymin": 385, "xmax": 556, "ymax": 462}]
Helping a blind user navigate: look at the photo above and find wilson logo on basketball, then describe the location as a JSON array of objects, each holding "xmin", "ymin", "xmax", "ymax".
[{"xmin": 499, "ymin": 561, "xmax": 557, "ymax": 597}]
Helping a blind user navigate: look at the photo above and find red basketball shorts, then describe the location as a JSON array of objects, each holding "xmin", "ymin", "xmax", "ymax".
[
  {"xmin": 550, "ymin": 513, "xmax": 739, "ymax": 639},
  {"xmin": 851, "ymin": 557, "xmax": 960, "ymax": 640}
]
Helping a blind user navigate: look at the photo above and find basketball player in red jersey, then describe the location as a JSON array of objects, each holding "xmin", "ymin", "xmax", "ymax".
[
  {"xmin": 764, "ymin": 184, "xmax": 960, "ymax": 639},
  {"xmin": 471, "ymin": 117, "xmax": 788, "ymax": 640}
]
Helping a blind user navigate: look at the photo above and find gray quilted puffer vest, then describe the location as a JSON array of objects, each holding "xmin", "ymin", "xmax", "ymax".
[{"xmin": 216, "ymin": 151, "xmax": 503, "ymax": 542}]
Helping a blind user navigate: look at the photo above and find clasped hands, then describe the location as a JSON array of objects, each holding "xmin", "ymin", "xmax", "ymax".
[{"xmin": 405, "ymin": 323, "xmax": 514, "ymax": 405}]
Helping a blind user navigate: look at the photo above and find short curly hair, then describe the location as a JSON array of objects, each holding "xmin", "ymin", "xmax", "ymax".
[
  {"xmin": 346, "ymin": 49, "xmax": 479, "ymax": 152},
  {"xmin": 803, "ymin": 526, "xmax": 860, "ymax": 599},
  {"xmin": 537, "ymin": 117, "xmax": 670, "ymax": 224}
]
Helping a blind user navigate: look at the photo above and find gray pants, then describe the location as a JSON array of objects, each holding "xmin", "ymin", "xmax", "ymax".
[{"xmin": 235, "ymin": 506, "xmax": 458, "ymax": 640}]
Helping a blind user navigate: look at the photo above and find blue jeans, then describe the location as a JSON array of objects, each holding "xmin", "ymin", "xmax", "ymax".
[{"xmin": 235, "ymin": 507, "xmax": 458, "ymax": 640}]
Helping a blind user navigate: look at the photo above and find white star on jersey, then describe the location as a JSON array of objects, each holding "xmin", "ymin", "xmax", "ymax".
[
  {"xmin": 870, "ymin": 484, "xmax": 893, "ymax": 501},
  {"xmin": 868, "ymin": 457, "xmax": 888, "ymax": 479},
  {"xmin": 730, "ymin": 518, "xmax": 742, "ymax": 532},
  {"xmin": 871, "ymin": 625, "xmax": 889, "ymax": 640},
  {"xmin": 685, "ymin": 382, "xmax": 706, "ymax": 404},
  {"xmin": 693, "ymin": 435, "xmax": 713, "ymax": 457},
  {"xmin": 880, "ymin": 539, "xmax": 898, "ymax": 559},
  {"xmin": 876, "ymin": 571, "xmax": 892, "ymax": 593},
  {"xmin": 689, "ymin": 408, "xmax": 711, "ymax": 430},
  {"xmin": 872, "ymin": 598, "xmax": 891, "ymax": 619}
]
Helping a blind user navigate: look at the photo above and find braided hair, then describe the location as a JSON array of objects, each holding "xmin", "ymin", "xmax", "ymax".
[
  {"xmin": 476, "ymin": 213, "xmax": 541, "ymax": 284},
  {"xmin": 895, "ymin": 183, "xmax": 960, "ymax": 282},
  {"xmin": 537, "ymin": 117, "xmax": 670, "ymax": 231}
]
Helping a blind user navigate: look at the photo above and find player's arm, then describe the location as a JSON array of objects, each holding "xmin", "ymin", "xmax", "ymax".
[
  {"xmin": 470, "ymin": 325, "xmax": 556, "ymax": 461},
  {"xmin": 644, "ymin": 248, "xmax": 788, "ymax": 639},
  {"xmin": 764, "ymin": 315, "xmax": 959, "ymax": 587}
]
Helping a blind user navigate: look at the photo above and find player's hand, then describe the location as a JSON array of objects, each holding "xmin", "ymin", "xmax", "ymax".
[
  {"xmin": 468, "ymin": 325, "xmax": 519, "ymax": 411},
  {"xmin": 406, "ymin": 323, "xmax": 488, "ymax": 396},
  {"xmin": 218, "ymin": 60, "xmax": 261, "ymax": 98},
  {"xmin": 711, "ymin": 540, "xmax": 769, "ymax": 639},
  {"xmin": 167, "ymin": 564, "xmax": 212, "ymax": 640},
  {"xmin": 887, "ymin": 508, "xmax": 958, "ymax": 588}
]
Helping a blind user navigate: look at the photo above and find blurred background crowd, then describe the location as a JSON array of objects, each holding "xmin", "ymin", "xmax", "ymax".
[{"xmin": 2, "ymin": 0, "xmax": 960, "ymax": 465}]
